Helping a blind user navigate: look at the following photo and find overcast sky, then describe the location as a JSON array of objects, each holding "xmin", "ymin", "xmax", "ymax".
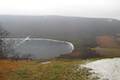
[{"xmin": 0, "ymin": 0, "xmax": 119, "ymax": 19}]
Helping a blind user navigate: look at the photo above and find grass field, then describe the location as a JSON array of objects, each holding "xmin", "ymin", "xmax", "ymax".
[
  {"xmin": 0, "ymin": 59, "xmax": 99, "ymax": 80},
  {"xmin": 92, "ymin": 48, "xmax": 120, "ymax": 57}
]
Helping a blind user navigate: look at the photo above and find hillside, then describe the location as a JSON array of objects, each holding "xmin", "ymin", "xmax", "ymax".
[{"xmin": 0, "ymin": 15, "xmax": 120, "ymax": 40}]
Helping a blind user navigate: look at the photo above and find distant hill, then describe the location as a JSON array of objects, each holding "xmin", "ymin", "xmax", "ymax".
[
  {"xmin": 0, "ymin": 15, "xmax": 120, "ymax": 58},
  {"xmin": 0, "ymin": 15, "xmax": 120, "ymax": 41}
]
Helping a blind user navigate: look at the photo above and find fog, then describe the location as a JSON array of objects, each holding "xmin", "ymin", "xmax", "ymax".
[
  {"xmin": 0, "ymin": 15, "xmax": 119, "ymax": 41},
  {"xmin": 0, "ymin": 0, "xmax": 120, "ymax": 59},
  {"xmin": 0, "ymin": 0, "xmax": 119, "ymax": 19}
]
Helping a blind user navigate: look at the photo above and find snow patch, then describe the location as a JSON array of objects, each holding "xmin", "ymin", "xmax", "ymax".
[{"xmin": 82, "ymin": 58, "xmax": 120, "ymax": 80}]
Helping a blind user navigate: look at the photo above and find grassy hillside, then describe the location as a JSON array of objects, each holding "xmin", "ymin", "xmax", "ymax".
[{"xmin": 0, "ymin": 59, "xmax": 99, "ymax": 80}]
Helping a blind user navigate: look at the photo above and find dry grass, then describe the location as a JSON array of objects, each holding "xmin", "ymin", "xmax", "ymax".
[
  {"xmin": 0, "ymin": 59, "xmax": 98, "ymax": 80},
  {"xmin": 0, "ymin": 60, "xmax": 31, "ymax": 80}
]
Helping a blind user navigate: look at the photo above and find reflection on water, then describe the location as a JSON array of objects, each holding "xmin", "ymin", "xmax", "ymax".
[{"xmin": 5, "ymin": 38, "xmax": 74, "ymax": 59}]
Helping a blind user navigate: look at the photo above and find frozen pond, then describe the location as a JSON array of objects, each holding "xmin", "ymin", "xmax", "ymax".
[
  {"xmin": 4, "ymin": 38, "xmax": 74, "ymax": 59},
  {"xmin": 82, "ymin": 58, "xmax": 120, "ymax": 80}
]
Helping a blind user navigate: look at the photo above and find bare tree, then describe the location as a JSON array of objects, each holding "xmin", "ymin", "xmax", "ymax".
[{"xmin": 0, "ymin": 25, "xmax": 9, "ymax": 58}]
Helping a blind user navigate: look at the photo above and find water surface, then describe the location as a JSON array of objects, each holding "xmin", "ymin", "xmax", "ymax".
[{"xmin": 6, "ymin": 38, "xmax": 74, "ymax": 59}]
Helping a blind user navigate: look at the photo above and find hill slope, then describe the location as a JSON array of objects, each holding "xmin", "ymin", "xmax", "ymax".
[{"xmin": 0, "ymin": 15, "xmax": 120, "ymax": 40}]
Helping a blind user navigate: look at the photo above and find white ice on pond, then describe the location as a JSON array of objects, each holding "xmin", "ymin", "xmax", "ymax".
[{"xmin": 82, "ymin": 58, "xmax": 120, "ymax": 80}]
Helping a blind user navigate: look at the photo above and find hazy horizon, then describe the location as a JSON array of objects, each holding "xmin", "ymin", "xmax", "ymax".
[{"xmin": 0, "ymin": 0, "xmax": 119, "ymax": 19}]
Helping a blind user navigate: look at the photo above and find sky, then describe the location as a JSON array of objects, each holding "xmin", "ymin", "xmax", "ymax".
[{"xmin": 0, "ymin": 0, "xmax": 119, "ymax": 19}]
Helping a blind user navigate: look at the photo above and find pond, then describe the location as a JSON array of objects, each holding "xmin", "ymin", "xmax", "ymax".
[{"xmin": 5, "ymin": 38, "xmax": 74, "ymax": 59}]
